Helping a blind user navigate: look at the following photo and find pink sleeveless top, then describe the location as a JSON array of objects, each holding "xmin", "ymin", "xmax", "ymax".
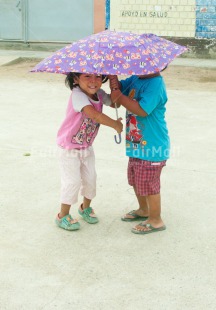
[{"xmin": 57, "ymin": 87, "xmax": 111, "ymax": 150}]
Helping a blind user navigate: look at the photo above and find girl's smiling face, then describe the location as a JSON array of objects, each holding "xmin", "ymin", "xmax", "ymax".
[{"xmin": 75, "ymin": 74, "xmax": 103, "ymax": 99}]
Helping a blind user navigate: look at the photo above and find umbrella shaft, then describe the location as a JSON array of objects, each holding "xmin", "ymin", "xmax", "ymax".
[{"xmin": 115, "ymin": 102, "xmax": 119, "ymax": 119}]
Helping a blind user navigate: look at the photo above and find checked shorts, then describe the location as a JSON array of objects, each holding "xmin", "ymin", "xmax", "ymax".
[{"xmin": 128, "ymin": 158, "xmax": 166, "ymax": 196}]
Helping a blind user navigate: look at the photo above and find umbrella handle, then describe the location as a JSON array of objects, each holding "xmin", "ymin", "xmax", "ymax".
[
  {"xmin": 114, "ymin": 102, "xmax": 122, "ymax": 144},
  {"xmin": 114, "ymin": 133, "xmax": 122, "ymax": 144}
]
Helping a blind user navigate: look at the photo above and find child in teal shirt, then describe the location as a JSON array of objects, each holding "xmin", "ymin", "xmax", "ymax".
[{"xmin": 109, "ymin": 73, "xmax": 170, "ymax": 235}]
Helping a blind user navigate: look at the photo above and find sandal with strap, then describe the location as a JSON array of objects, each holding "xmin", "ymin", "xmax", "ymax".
[
  {"xmin": 121, "ymin": 210, "xmax": 148, "ymax": 222},
  {"xmin": 55, "ymin": 214, "xmax": 80, "ymax": 231},
  {"xmin": 78, "ymin": 205, "xmax": 99, "ymax": 224},
  {"xmin": 131, "ymin": 222, "xmax": 166, "ymax": 235}
]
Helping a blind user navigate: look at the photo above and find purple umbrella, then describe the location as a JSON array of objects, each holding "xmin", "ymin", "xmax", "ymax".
[{"xmin": 31, "ymin": 30, "xmax": 187, "ymax": 76}]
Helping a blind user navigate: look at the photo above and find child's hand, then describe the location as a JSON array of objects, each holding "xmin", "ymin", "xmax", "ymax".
[
  {"xmin": 115, "ymin": 117, "xmax": 123, "ymax": 134},
  {"xmin": 108, "ymin": 75, "xmax": 119, "ymax": 91}
]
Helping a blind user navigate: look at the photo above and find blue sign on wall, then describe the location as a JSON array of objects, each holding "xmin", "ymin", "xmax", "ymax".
[
  {"xmin": 106, "ymin": 0, "xmax": 110, "ymax": 29},
  {"xmin": 196, "ymin": 0, "xmax": 216, "ymax": 38}
]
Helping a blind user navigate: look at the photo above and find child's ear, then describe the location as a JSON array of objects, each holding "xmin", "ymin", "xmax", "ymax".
[{"xmin": 74, "ymin": 76, "xmax": 79, "ymax": 85}]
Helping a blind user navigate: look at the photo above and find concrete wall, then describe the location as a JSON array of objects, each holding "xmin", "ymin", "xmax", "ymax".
[
  {"xmin": 109, "ymin": 0, "xmax": 216, "ymax": 58},
  {"xmin": 110, "ymin": 0, "xmax": 196, "ymax": 37}
]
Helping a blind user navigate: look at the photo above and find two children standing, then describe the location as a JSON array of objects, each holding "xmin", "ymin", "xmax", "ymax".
[{"xmin": 55, "ymin": 71, "xmax": 170, "ymax": 235}]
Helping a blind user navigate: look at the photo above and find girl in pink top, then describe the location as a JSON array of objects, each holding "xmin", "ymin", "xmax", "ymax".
[{"xmin": 56, "ymin": 73, "xmax": 123, "ymax": 231}]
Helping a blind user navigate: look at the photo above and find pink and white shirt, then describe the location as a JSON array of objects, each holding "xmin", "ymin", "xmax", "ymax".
[{"xmin": 57, "ymin": 87, "xmax": 111, "ymax": 149}]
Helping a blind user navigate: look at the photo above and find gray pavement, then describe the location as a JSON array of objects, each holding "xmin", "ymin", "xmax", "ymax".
[{"xmin": 0, "ymin": 50, "xmax": 216, "ymax": 310}]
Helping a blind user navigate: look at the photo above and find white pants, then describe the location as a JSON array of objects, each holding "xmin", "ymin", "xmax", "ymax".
[{"xmin": 58, "ymin": 147, "xmax": 96, "ymax": 205}]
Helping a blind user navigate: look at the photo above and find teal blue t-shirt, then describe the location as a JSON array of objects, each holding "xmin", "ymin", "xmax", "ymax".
[{"xmin": 120, "ymin": 75, "xmax": 170, "ymax": 161}]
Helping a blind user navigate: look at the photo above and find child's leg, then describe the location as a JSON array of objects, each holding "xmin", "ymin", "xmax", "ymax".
[
  {"xmin": 131, "ymin": 160, "xmax": 166, "ymax": 232},
  {"xmin": 82, "ymin": 197, "xmax": 91, "ymax": 209},
  {"xmin": 122, "ymin": 187, "xmax": 149, "ymax": 220},
  {"xmin": 58, "ymin": 148, "xmax": 81, "ymax": 215},
  {"xmin": 80, "ymin": 147, "xmax": 96, "ymax": 207},
  {"xmin": 59, "ymin": 203, "xmax": 71, "ymax": 218},
  {"xmin": 78, "ymin": 147, "xmax": 98, "ymax": 224},
  {"xmin": 55, "ymin": 149, "xmax": 83, "ymax": 230},
  {"xmin": 133, "ymin": 187, "xmax": 149, "ymax": 216},
  {"xmin": 133, "ymin": 193, "xmax": 165, "ymax": 232},
  {"xmin": 147, "ymin": 193, "xmax": 163, "ymax": 226}
]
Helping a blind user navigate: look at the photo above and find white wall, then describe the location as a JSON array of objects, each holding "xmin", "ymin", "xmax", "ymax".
[{"xmin": 110, "ymin": 0, "xmax": 196, "ymax": 38}]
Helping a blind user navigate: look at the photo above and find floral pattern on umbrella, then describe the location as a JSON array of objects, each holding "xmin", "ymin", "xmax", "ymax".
[{"xmin": 31, "ymin": 30, "xmax": 187, "ymax": 76}]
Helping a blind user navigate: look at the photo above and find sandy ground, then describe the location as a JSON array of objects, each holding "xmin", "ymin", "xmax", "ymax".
[{"xmin": 0, "ymin": 60, "xmax": 216, "ymax": 310}]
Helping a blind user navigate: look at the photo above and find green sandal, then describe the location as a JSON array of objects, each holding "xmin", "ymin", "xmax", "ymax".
[
  {"xmin": 78, "ymin": 205, "xmax": 99, "ymax": 224},
  {"xmin": 121, "ymin": 210, "xmax": 148, "ymax": 222},
  {"xmin": 131, "ymin": 223, "xmax": 166, "ymax": 235},
  {"xmin": 55, "ymin": 214, "xmax": 80, "ymax": 231}
]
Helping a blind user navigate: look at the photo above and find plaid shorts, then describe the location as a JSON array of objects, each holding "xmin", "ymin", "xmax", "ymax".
[{"xmin": 127, "ymin": 158, "xmax": 166, "ymax": 196}]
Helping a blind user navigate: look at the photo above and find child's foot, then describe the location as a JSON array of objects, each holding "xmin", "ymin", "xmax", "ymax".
[
  {"xmin": 78, "ymin": 204, "xmax": 99, "ymax": 224},
  {"xmin": 121, "ymin": 210, "xmax": 149, "ymax": 222},
  {"xmin": 55, "ymin": 214, "xmax": 80, "ymax": 231},
  {"xmin": 131, "ymin": 221, "xmax": 166, "ymax": 235}
]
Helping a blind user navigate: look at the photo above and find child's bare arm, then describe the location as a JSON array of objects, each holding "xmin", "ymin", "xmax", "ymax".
[
  {"xmin": 108, "ymin": 75, "xmax": 121, "ymax": 108},
  {"xmin": 82, "ymin": 105, "xmax": 123, "ymax": 134},
  {"xmin": 109, "ymin": 75, "xmax": 147, "ymax": 116},
  {"xmin": 110, "ymin": 90, "xmax": 147, "ymax": 117}
]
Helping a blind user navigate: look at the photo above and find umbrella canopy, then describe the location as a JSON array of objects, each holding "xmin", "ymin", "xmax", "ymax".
[{"xmin": 31, "ymin": 30, "xmax": 187, "ymax": 76}]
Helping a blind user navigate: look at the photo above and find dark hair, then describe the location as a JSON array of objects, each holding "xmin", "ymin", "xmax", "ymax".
[
  {"xmin": 102, "ymin": 75, "xmax": 108, "ymax": 83},
  {"xmin": 65, "ymin": 73, "xmax": 108, "ymax": 90},
  {"xmin": 65, "ymin": 72, "xmax": 81, "ymax": 90}
]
